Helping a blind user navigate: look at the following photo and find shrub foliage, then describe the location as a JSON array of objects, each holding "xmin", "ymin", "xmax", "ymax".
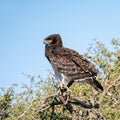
[{"xmin": 0, "ymin": 39, "xmax": 120, "ymax": 120}]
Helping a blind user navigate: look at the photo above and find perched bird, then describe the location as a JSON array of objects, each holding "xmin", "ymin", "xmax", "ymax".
[{"xmin": 44, "ymin": 34, "xmax": 103, "ymax": 92}]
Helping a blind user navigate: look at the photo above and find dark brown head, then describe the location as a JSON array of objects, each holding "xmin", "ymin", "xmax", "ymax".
[{"xmin": 44, "ymin": 34, "xmax": 63, "ymax": 47}]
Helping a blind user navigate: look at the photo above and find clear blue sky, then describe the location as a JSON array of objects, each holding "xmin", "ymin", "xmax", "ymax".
[{"xmin": 0, "ymin": 0, "xmax": 120, "ymax": 92}]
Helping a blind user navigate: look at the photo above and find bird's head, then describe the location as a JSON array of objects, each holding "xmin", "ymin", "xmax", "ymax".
[{"xmin": 44, "ymin": 34, "xmax": 63, "ymax": 47}]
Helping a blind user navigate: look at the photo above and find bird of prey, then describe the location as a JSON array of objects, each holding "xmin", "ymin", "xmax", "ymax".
[{"xmin": 44, "ymin": 34, "xmax": 103, "ymax": 92}]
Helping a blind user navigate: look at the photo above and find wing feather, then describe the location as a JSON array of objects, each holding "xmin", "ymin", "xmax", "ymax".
[{"xmin": 52, "ymin": 47, "xmax": 98, "ymax": 76}]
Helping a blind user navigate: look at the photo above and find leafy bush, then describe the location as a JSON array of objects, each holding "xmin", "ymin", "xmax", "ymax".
[{"xmin": 0, "ymin": 39, "xmax": 120, "ymax": 120}]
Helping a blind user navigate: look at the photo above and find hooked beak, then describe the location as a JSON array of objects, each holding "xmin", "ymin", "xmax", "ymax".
[{"xmin": 43, "ymin": 40, "xmax": 49, "ymax": 44}]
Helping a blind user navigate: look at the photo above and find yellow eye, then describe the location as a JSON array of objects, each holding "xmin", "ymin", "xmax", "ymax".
[{"xmin": 48, "ymin": 39, "xmax": 53, "ymax": 43}]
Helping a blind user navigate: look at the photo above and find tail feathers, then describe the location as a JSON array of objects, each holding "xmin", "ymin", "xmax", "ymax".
[{"xmin": 85, "ymin": 78, "xmax": 103, "ymax": 92}]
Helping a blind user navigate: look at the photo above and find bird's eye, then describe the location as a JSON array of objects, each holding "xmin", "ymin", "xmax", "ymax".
[{"xmin": 47, "ymin": 38, "xmax": 53, "ymax": 43}]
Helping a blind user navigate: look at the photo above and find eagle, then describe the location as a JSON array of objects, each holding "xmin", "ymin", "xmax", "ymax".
[{"xmin": 44, "ymin": 34, "xmax": 103, "ymax": 92}]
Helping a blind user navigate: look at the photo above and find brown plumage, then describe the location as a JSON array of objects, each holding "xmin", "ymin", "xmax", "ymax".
[{"xmin": 44, "ymin": 34, "xmax": 103, "ymax": 92}]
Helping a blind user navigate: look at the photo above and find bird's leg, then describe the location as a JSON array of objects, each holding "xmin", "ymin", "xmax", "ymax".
[
  {"xmin": 55, "ymin": 77, "xmax": 72, "ymax": 105},
  {"xmin": 60, "ymin": 77, "xmax": 72, "ymax": 95},
  {"xmin": 60, "ymin": 77, "xmax": 65, "ymax": 89}
]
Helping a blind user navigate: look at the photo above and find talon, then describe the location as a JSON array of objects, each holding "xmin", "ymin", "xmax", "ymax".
[{"xmin": 61, "ymin": 88, "xmax": 67, "ymax": 93}]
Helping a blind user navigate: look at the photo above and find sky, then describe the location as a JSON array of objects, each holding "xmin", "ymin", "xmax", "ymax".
[{"xmin": 0, "ymin": 0, "xmax": 120, "ymax": 92}]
